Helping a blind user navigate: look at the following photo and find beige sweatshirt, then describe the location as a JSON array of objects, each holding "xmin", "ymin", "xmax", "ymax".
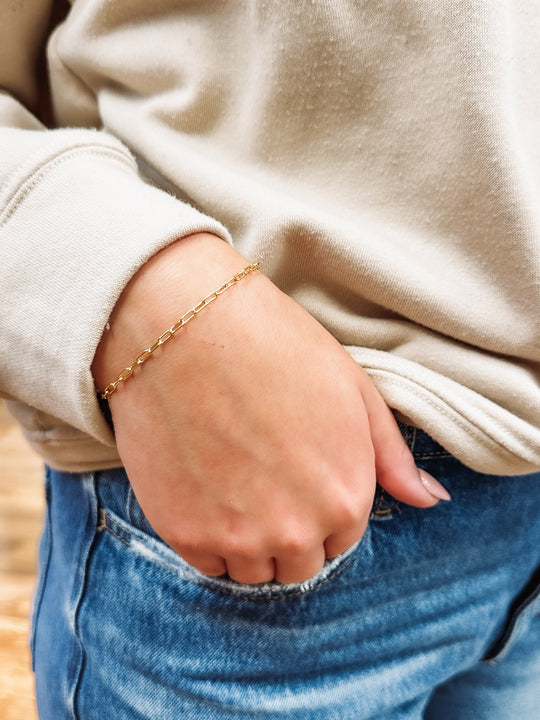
[{"xmin": 0, "ymin": 0, "xmax": 539, "ymax": 475}]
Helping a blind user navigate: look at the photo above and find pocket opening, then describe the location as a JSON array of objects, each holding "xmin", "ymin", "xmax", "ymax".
[{"xmin": 482, "ymin": 564, "xmax": 540, "ymax": 663}]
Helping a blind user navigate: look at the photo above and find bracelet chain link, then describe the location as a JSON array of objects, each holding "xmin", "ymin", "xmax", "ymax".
[{"xmin": 99, "ymin": 262, "xmax": 260, "ymax": 400}]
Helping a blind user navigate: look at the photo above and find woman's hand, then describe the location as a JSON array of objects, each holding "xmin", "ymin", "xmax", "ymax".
[{"xmin": 93, "ymin": 233, "xmax": 448, "ymax": 585}]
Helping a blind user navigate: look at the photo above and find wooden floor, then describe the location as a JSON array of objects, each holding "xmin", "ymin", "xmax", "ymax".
[{"xmin": 0, "ymin": 401, "xmax": 43, "ymax": 720}]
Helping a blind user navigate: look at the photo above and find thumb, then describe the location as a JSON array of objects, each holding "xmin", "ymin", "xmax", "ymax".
[{"xmin": 362, "ymin": 381, "xmax": 451, "ymax": 507}]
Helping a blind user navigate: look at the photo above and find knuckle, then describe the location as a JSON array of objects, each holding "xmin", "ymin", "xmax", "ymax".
[
  {"xmin": 221, "ymin": 535, "xmax": 263, "ymax": 563},
  {"xmin": 277, "ymin": 527, "xmax": 315, "ymax": 556},
  {"xmin": 340, "ymin": 501, "xmax": 365, "ymax": 527},
  {"xmin": 328, "ymin": 490, "xmax": 368, "ymax": 530}
]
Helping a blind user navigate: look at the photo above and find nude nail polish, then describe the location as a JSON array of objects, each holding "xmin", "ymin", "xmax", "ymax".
[{"xmin": 419, "ymin": 470, "xmax": 451, "ymax": 501}]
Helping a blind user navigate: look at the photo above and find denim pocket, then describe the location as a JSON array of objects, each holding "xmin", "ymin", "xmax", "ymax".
[
  {"xmin": 482, "ymin": 564, "xmax": 540, "ymax": 664},
  {"xmin": 97, "ymin": 501, "xmax": 369, "ymax": 601},
  {"xmin": 95, "ymin": 465, "xmax": 384, "ymax": 600}
]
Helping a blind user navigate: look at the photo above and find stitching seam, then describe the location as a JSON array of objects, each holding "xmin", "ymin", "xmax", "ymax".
[
  {"xmin": 0, "ymin": 144, "xmax": 135, "ymax": 226},
  {"xmin": 366, "ymin": 369, "xmax": 539, "ymax": 462}
]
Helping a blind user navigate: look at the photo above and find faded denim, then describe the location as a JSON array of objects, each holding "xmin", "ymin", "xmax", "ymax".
[{"xmin": 31, "ymin": 426, "xmax": 540, "ymax": 719}]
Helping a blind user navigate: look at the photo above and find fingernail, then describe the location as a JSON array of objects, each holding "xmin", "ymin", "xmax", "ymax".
[{"xmin": 418, "ymin": 470, "xmax": 451, "ymax": 501}]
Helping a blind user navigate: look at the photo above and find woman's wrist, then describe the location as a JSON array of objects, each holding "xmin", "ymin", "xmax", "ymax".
[{"xmin": 91, "ymin": 232, "xmax": 249, "ymax": 391}]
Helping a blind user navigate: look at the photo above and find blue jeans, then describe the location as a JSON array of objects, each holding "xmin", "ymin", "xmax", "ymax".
[{"xmin": 31, "ymin": 426, "xmax": 540, "ymax": 719}]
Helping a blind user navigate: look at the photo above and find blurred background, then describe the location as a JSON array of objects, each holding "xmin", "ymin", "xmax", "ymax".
[{"xmin": 0, "ymin": 400, "xmax": 43, "ymax": 719}]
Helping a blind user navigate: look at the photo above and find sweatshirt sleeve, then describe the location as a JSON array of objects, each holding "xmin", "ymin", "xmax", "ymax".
[{"xmin": 0, "ymin": 1, "xmax": 232, "ymax": 445}]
